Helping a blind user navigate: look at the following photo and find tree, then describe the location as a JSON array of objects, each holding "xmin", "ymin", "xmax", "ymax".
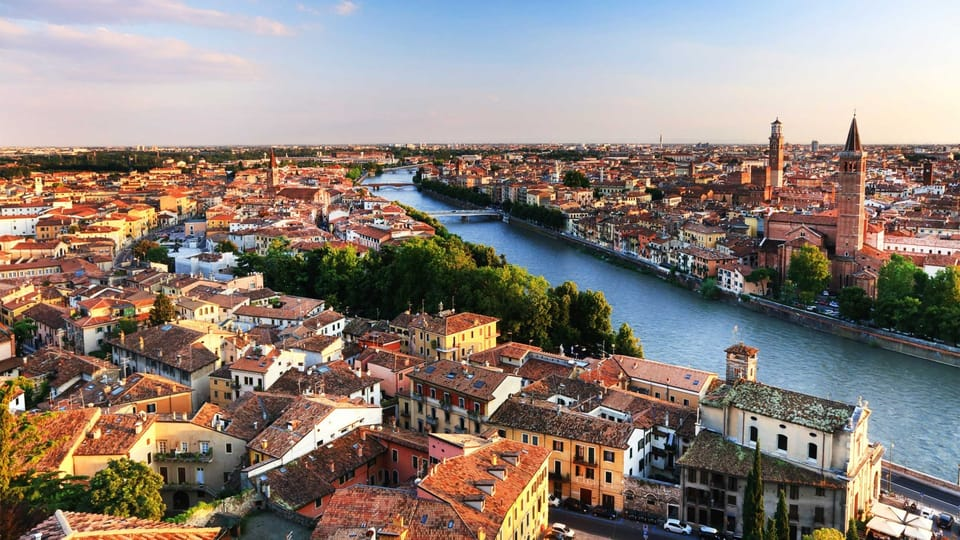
[
  {"xmin": 806, "ymin": 529, "xmax": 844, "ymax": 540},
  {"xmin": 132, "ymin": 239, "xmax": 159, "ymax": 260},
  {"xmin": 346, "ymin": 166, "xmax": 363, "ymax": 181},
  {"xmin": 148, "ymin": 292, "xmax": 176, "ymax": 326},
  {"xmin": 837, "ymin": 287, "xmax": 873, "ymax": 322},
  {"xmin": 742, "ymin": 440, "xmax": 765, "ymax": 540},
  {"xmin": 614, "ymin": 323, "xmax": 644, "ymax": 358},
  {"xmin": 874, "ymin": 255, "xmax": 921, "ymax": 330},
  {"xmin": 787, "ymin": 245, "xmax": 830, "ymax": 304},
  {"xmin": 215, "ymin": 239, "xmax": 239, "ymax": 254},
  {"xmin": 111, "ymin": 317, "xmax": 139, "ymax": 338},
  {"xmin": 563, "ymin": 170, "xmax": 590, "ymax": 188},
  {"xmin": 846, "ymin": 519, "xmax": 860, "ymax": 540},
  {"xmin": 11, "ymin": 318, "xmax": 36, "ymax": 355},
  {"xmin": 746, "ymin": 267, "xmax": 777, "ymax": 296},
  {"xmin": 700, "ymin": 278, "xmax": 721, "ymax": 300},
  {"xmin": 87, "ymin": 458, "xmax": 165, "ymax": 520},
  {"xmin": 774, "ymin": 489, "xmax": 790, "ymax": 540},
  {"xmin": 145, "ymin": 246, "xmax": 170, "ymax": 265}
]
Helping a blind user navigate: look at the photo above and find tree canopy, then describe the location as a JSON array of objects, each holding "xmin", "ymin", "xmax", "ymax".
[
  {"xmin": 148, "ymin": 292, "xmax": 176, "ymax": 326},
  {"xmin": 787, "ymin": 245, "xmax": 830, "ymax": 305},
  {"xmin": 742, "ymin": 441, "xmax": 765, "ymax": 540},
  {"xmin": 87, "ymin": 458, "xmax": 165, "ymax": 520},
  {"xmin": 563, "ymin": 170, "xmax": 590, "ymax": 188}
]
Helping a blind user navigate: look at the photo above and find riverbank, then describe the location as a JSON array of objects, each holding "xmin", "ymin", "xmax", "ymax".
[{"xmin": 417, "ymin": 186, "xmax": 960, "ymax": 367}]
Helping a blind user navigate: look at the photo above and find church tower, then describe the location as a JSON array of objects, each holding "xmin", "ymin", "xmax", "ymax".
[
  {"xmin": 836, "ymin": 116, "xmax": 866, "ymax": 258},
  {"xmin": 266, "ymin": 149, "xmax": 278, "ymax": 197},
  {"xmin": 768, "ymin": 118, "xmax": 784, "ymax": 189},
  {"xmin": 724, "ymin": 343, "xmax": 758, "ymax": 384}
]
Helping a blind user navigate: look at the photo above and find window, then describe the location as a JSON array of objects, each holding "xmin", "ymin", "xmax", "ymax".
[
  {"xmin": 727, "ymin": 494, "xmax": 737, "ymax": 506},
  {"xmin": 605, "ymin": 471, "xmax": 612, "ymax": 484},
  {"xmin": 603, "ymin": 450, "xmax": 615, "ymax": 463},
  {"xmin": 458, "ymin": 397, "xmax": 465, "ymax": 408},
  {"xmin": 158, "ymin": 440, "xmax": 167, "ymax": 453},
  {"xmin": 789, "ymin": 504, "xmax": 799, "ymax": 520},
  {"xmin": 532, "ymin": 435, "xmax": 540, "ymax": 446},
  {"xmin": 553, "ymin": 440, "xmax": 564, "ymax": 452},
  {"xmin": 415, "ymin": 384, "xmax": 422, "ymax": 395},
  {"xmin": 225, "ymin": 443, "xmax": 233, "ymax": 454},
  {"xmin": 199, "ymin": 441, "xmax": 210, "ymax": 454},
  {"xmin": 789, "ymin": 485, "xmax": 799, "ymax": 500},
  {"xmin": 749, "ymin": 426, "xmax": 758, "ymax": 443},
  {"xmin": 728, "ymin": 477, "xmax": 738, "ymax": 490},
  {"xmin": 688, "ymin": 469, "xmax": 697, "ymax": 483},
  {"xmin": 808, "ymin": 443, "xmax": 818, "ymax": 460},
  {"xmin": 814, "ymin": 507, "xmax": 825, "ymax": 523},
  {"xmin": 777, "ymin": 434, "xmax": 788, "ymax": 451},
  {"xmin": 146, "ymin": 403, "xmax": 157, "ymax": 413},
  {"xmin": 412, "ymin": 456, "xmax": 419, "ymax": 470},
  {"xmin": 522, "ymin": 433, "xmax": 529, "ymax": 444},
  {"xmin": 815, "ymin": 487, "xmax": 825, "ymax": 497},
  {"xmin": 392, "ymin": 449, "xmax": 398, "ymax": 463},
  {"xmin": 179, "ymin": 441, "xmax": 188, "ymax": 453},
  {"xmin": 585, "ymin": 468, "xmax": 595, "ymax": 480},
  {"xmin": 429, "ymin": 388, "xmax": 436, "ymax": 399}
]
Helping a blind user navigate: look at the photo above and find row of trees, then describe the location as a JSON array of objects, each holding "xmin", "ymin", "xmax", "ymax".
[
  {"xmin": 0, "ymin": 382, "xmax": 165, "ymax": 538},
  {"xmin": 235, "ymin": 235, "xmax": 643, "ymax": 358},
  {"xmin": 503, "ymin": 201, "xmax": 567, "ymax": 230},
  {"xmin": 416, "ymin": 178, "xmax": 494, "ymax": 207},
  {"xmin": 837, "ymin": 254, "xmax": 960, "ymax": 342}
]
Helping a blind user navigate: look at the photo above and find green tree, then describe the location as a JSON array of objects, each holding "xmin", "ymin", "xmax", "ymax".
[
  {"xmin": 346, "ymin": 166, "xmax": 363, "ymax": 181},
  {"xmin": 132, "ymin": 239, "xmax": 159, "ymax": 260},
  {"xmin": 874, "ymin": 254, "xmax": 921, "ymax": 330},
  {"xmin": 837, "ymin": 287, "xmax": 873, "ymax": 322},
  {"xmin": 87, "ymin": 458, "xmax": 165, "ymax": 520},
  {"xmin": 614, "ymin": 323, "xmax": 644, "ymax": 358},
  {"xmin": 746, "ymin": 267, "xmax": 778, "ymax": 296},
  {"xmin": 215, "ymin": 239, "xmax": 239, "ymax": 254},
  {"xmin": 563, "ymin": 170, "xmax": 590, "ymax": 188},
  {"xmin": 774, "ymin": 489, "xmax": 790, "ymax": 540},
  {"xmin": 809, "ymin": 529, "xmax": 844, "ymax": 540},
  {"xmin": 742, "ymin": 441, "xmax": 765, "ymax": 540},
  {"xmin": 787, "ymin": 245, "xmax": 830, "ymax": 303},
  {"xmin": 846, "ymin": 519, "xmax": 860, "ymax": 540},
  {"xmin": 111, "ymin": 317, "xmax": 139, "ymax": 338},
  {"xmin": 145, "ymin": 246, "xmax": 170, "ymax": 265},
  {"xmin": 11, "ymin": 319, "xmax": 36, "ymax": 356},
  {"xmin": 148, "ymin": 292, "xmax": 176, "ymax": 326},
  {"xmin": 700, "ymin": 277, "xmax": 721, "ymax": 300}
]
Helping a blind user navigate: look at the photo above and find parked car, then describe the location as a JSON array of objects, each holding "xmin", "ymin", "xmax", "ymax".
[
  {"xmin": 921, "ymin": 508, "xmax": 936, "ymax": 520},
  {"xmin": 548, "ymin": 494, "xmax": 561, "ymax": 507},
  {"xmin": 551, "ymin": 523, "xmax": 576, "ymax": 539},
  {"xmin": 700, "ymin": 525, "xmax": 721, "ymax": 540},
  {"xmin": 562, "ymin": 498, "xmax": 589, "ymax": 513},
  {"xmin": 937, "ymin": 513, "xmax": 954, "ymax": 529},
  {"xmin": 664, "ymin": 519, "xmax": 693, "ymax": 535},
  {"xmin": 622, "ymin": 508, "xmax": 642, "ymax": 521},
  {"xmin": 592, "ymin": 506, "xmax": 618, "ymax": 520}
]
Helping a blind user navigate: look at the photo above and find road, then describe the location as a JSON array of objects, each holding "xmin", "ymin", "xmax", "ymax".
[
  {"xmin": 549, "ymin": 507, "xmax": 677, "ymax": 540},
  {"xmin": 890, "ymin": 469, "xmax": 960, "ymax": 513}
]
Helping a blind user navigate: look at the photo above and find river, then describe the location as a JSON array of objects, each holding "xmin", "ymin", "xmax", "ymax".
[{"xmin": 366, "ymin": 170, "xmax": 960, "ymax": 482}]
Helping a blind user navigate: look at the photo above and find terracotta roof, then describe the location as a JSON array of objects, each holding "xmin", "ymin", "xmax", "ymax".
[
  {"xmin": 312, "ymin": 485, "xmax": 473, "ymax": 540},
  {"xmin": 703, "ymin": 380, "xmax": 856, "ymax": 432},
  {"xmin": 22, "ymin": 510, "xmax": 222, "ymax": 540},
  {"xmin": 488, "ymin": 396, "xmax": 635, "ymax": 448},
  {"xmin": 417, "ymin": 438, "xmax": 552, "ymax": 538},
  {"xmin": 407, "ymin": 311, "xmax": 499, "ymax": 336},
  {"xmin": 409, "ymin": 360, "xmax": 512, "ymax": 401},
  {"xmin": 16, "ymin": 408, "xmax": 100, "ymax": 473},
  {"xmin": 612, "ymin": 354, "xmax": 717, "ymax": 393},
  {"xmin": 677, "ymin": 430, "xmax": 844, "ymax": 488},
  {"xmin": 269, "ymin": 361, "xmax": 380, "ymax": 398},
  {"xmin": 109, "ymin": 325, "xmax": 217, "ymax": 373},
  {"xmin": 218, "ymin": 392, "xmax": 296, "ymax": 441},
  {"xmin": 356, "ymin": 348, "xmax": 427, "ymax": 372},
  {"xmin": 266, "ymin": 429, "xmax": 387, "ymax": 511},
  {"xmin": 75, "ymin": 413, "xmax": 156, "ymax": 456},
  {"xmin": 247, "ymin": 395, "xmax": 335, "ymax": 459}
]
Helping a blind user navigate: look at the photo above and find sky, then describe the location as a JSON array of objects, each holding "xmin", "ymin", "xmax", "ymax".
[{"xmin": 1, "ymin": 0, "xmax": 959, "ymax": 146}]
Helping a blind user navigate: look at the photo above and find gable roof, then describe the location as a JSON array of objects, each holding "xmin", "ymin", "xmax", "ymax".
[
  {"xmin": 22, "ymin": 510, "xmax": 222, "ymax": 540},
  {"xmin": 703, "ymin": 379, "xmax": 857, "ymax": 432}
]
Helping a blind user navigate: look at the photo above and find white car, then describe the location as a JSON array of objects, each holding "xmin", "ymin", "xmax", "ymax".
[
  {"xmin": 551, "ymin": 523, "xmax": 575, "ymax": 539},
  {"xmin": 548, "ymin": 494, "xmax": 561, "ymax": 507},
  {"xmin": 665, "ymin": 519, "xmax": 693, "ymax": 535}
]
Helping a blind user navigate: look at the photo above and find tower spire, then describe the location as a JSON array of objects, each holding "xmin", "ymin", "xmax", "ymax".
[{"xmin": 843, "ymin": 116, "xmax": 862, "ymax": 152}]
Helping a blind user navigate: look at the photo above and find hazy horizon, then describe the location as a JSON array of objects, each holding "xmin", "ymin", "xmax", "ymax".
[{"xmin": 3, "ymin": 1, "xmax": 960, "ymax": 147}]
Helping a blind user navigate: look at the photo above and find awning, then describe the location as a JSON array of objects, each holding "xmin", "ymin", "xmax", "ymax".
[{"xmin": 866, "ymin": 516, "xmax": 904, "ymax": 538}]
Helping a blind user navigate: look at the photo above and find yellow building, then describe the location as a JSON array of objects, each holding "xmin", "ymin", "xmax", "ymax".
[
  {"xmin": 390, "ymin": 310, "xmax": 499, "ymax": 362},
  {"xmin": 487, "ymin": 395, "xmax": 643, "ymax": 511},
  {"xmin": 417, "ymin": 438, "xmax": 552, "ymax": 540}
]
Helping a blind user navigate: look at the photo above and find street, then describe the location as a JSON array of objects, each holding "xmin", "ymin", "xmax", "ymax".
[{"xmin": 549, "ymin": 508, "xmax": 679, "ymax": 540}]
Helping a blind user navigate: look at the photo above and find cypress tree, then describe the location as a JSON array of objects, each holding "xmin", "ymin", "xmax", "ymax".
[
  {"xmin": 775, "ymin": 489, "xmax": 790, "ymax": 540},
  {"xmin": 743, "ymin": 441, "xmax": 765, "ymax": 540},
  {"xmin": 846, "ymin": 518, "xmax": 860, "ymax": 540}
]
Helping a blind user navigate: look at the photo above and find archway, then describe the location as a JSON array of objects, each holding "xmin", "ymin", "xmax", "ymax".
[{"xmin": 173, "ymin": 490, "xmax": 190, "ymax": 510}]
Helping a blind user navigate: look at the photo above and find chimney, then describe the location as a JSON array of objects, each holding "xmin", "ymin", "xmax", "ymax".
[
  {"xmin": 360, "ymin": 430, "xmax": 366, "ymax": 441},
  {"xmin": 490, "ymin": 454, "xmax": 497, "ymax": 466},
  {"xmin": 134, "ymin": 421, "xmax": 143, "ymax": 434},
  {"xmin": 89, "ymin": 427, "xmax": 102, "ymax": 439},
  {"xmin": 357, "ymin": 445, "xmax": 363, "ymax": 458},
  {"xmin": 328, "ymin": 460, "xmax": 335, "ymax": 473}
]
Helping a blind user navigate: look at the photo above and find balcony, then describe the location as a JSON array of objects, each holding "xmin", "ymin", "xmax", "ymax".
[
  {"xmin": 399, "ymin": 409, "xmax": 411, "ymax": 418},
  {"xmin": 155, "ymin": 450, "xmax": 214, "ymax": 463},
  {"xmin": 549, "ymin": 471, "xmax": 570, "ymax": 482},
  {"xmin": 572, "ymin": 454, "xmax": 596, "ymax": 466},
  {"xmin": 467, "ymin": 410, "xmax": 484, "ymax": 420},
  {"xmin": 440, "ymin": 400, "xmax": 452, "ymax": 411},
  {"xmin": 425, "ymin": 416, "xmax": 438, "ymax": 426},
  {"xmin": 411, "ymin": 392, "xmax": 424, "ymax": 402}
]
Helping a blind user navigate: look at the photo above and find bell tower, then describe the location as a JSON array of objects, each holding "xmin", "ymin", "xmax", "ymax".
[
  {"xmin": 724, "ymin": 343, "xmax": 758, "ymax": 384},
  {"xmin": 267, "ymin": 149, "xmax": 278, "ymax": 197},
  {"xmin": 836, "ymin": 116, "xmax": 866, "ymax": 258},
  {"xmin": 768, "ymin": 118, "xmax": 784, "ymax": 189}
]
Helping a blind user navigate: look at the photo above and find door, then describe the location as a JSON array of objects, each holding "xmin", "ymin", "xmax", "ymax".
[
  {"xmin": 580, "ymin": 488, "xmax": 592, "ymax": 505},
  {"xmin": 178, "ymin": 467, "xmax": 186, "ymax": 484}
]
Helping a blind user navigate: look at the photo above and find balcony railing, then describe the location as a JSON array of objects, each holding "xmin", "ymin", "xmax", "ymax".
[
  {"xmin": 411, "ymin": 392, "xmax": 424, "ymax": 402},
  {"xmin": 425, "ymin": 416, "xmax": 438, "ymax": 426},
  {"xmin": 573, "ymin": 454, "xmax": 596, "ymax": 466},
  {"xmin": 549, "ymin": 471, "xmax": 570, "ymax": 481},
  {"xmin": 155, "ymin": 450, "xmax": 214, "ymax": 463}
]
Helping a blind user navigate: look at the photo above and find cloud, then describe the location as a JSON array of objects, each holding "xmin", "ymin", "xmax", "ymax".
[
  {"xmin": 0, "ymin": 18, "xmax": 258, "ymax": 83},
  {"xmin": 296, "ymin": 3, "xmax": 323, "ymax": 16},
  {"xmin": 335, "ymin": 0, "xmax": 359, "ymax": 16},
  {"xmin": 0, "ymin": 0, "xmax": 293, "ymax": 36}
]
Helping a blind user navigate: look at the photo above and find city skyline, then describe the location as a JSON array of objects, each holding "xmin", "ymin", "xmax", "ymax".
[{"xmin": 2, "ymin": 0, "xmax": 959, "ymax": 146}]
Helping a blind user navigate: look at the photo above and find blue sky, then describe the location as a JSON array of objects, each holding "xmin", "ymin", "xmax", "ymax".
[{"xmin": 1, "ymin": 1, "xmax": 958, "ymax": 146}]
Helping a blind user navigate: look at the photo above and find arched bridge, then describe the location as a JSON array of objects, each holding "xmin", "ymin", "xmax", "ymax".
[{"xmin": 365, "ymin": 183, "xmax": 418, "ymax": 190}]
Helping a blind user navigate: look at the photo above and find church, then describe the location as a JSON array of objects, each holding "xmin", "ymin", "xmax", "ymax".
[{"xmin": 758, "ymin": 117, "xmax": 888, "ymax": 295}]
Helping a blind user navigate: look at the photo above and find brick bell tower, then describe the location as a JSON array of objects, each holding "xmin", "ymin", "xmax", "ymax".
[
  {"xmin": 267, "ymin": 149, "xmax": 279, "ymax": 197},
  {"xmin": 768, "ymin": 118, "xmax": 784, "ymax": 190},
  {"xmin": 834, "ymin": 116, "xmax": 866, "ymax": 287}
]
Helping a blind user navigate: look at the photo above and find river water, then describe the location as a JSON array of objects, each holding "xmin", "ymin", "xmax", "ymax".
[{"xmin": 367, "ymin": 170, "xmax": 960, "ymax": 481}]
